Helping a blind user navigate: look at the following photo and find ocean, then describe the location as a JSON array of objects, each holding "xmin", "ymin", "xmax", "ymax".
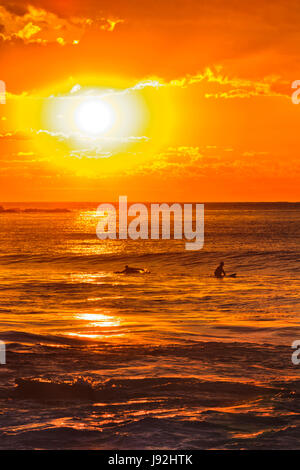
[{"xmin": 0, "ymin": 202, "xmax": 299, "ymax": 449}]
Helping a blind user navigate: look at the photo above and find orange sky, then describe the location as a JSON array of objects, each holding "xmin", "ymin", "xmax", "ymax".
[{"xmin": 0, "ymin": 0, "xmax": 299, "ymax": 201}]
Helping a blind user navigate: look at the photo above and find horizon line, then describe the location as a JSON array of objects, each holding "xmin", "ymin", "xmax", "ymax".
[{"xmin": 1, "ymin": 201, "xmax": 299, "ymax": 204}]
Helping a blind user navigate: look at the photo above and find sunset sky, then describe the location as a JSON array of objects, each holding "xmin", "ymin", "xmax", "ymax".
[{"xmin": 0, "ymin": 0, "xmax": 299, "ymax": 201}]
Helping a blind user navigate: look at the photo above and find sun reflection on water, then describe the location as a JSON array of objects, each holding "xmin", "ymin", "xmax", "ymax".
[{"xmin": 76, "ymin": 312, "xmax": 120, "ymax": 328}]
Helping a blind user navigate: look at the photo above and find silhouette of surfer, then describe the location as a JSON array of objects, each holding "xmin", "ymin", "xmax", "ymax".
[
  {"xmin": 115, "ymin": 265, "xmax": 149, "ymax": 274},
  {"xmin": 214, "ymin": 261, "xmax": 236, "ymax": 278},
  {"xmin": 214, "ymin": 261, "xmax": 226, "ymax": 278}
]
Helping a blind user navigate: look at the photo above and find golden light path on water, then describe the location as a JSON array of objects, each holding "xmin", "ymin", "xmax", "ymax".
[
  {"xmin": 66, "ymin": 311, "xmax": 125, "ymax": 340},
  {"xmin": 65, "ymin": 305, "xmax": 125, "ymax": 340}
]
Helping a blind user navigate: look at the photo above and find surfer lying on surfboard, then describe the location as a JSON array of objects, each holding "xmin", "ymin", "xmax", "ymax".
[
  {"xmin": 214, "ymin": 261, "xmax": 236, "ymax": 278},
  {"xmin": 115, "ymin": 265, "xmax": 150, "ymax": 274}
]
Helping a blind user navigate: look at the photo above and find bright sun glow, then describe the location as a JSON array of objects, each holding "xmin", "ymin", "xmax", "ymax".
[
  {"xmin": 74, "ymin": 99, "xmax": 115, "ymax": 135},
  {"xmin": 22, "ymin": 80, "xmax": 174, "ymax": 176}
]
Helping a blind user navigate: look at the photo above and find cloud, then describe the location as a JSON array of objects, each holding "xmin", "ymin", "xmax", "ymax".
[
  {"xmin": 102, "ymin": 18, "xmax": 124, "ymax": 32},
  {"xmin": 0, "ymin": 4, "xmax": 123, "ymax": 45},
  {"xmin": 35, "ymin": 128, "xmax": 149, "ymax": 144},
  {"xmin": 167, "ymin": 67, "xmax": 289, "ymax": 100},
  {"xmin": 126, "ymin": 145, "xmax": 292, "ymax": 179},
  {"xmin": 17, "ymin": 21, "xmax": 41, "ymax": 39},
  {"xmin": 70, "ymin": 149, "xmax": 113, "ymax": 159},
  {"xmin": 127, "ymin": 146, "xmax": 204, "ymax": 177},
  {"xmin": 0, "ymin": 130, "xmax": 30, "ymax": 140},
  {"xmin": 49, "ymin": 79, "xmax": 164, "ymax": 100},
  {"xmin": 70, "ymin": 84, "xmax": 81, "ymax": 94},
  {"xmin": 62, "ymin": 68, "xmax": 287, "ymax": 102}
]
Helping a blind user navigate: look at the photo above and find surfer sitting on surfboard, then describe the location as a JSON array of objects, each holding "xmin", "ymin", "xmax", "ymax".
[
  {"xmin": 215, "ymin": 261, "xmax": 226, "ymax": 278},
  {"xmin": 214, "ymin": 261, "xmax": 236, "ymax": 278}
]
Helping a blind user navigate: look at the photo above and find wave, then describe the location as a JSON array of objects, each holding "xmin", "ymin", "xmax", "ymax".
[
  {"xmin": 9, "ymin": 375, "xmax": 273, "ymax": 403},
  {"xmin": 1, "ymin": 414, "xmax": 300, "ymax": 449},
  {"xmin": 0, "ymin": 330, "xmax": 86, "ymax": 346},
  {"xmin": 0, "ymin": 249, "xmax": 299, "ymax": 263},
  {"xmin": 3, "ymin": 374, "xmax": 299, "ymax": 449},
  {"xmin": 0, "ymin": 249, "xmax": 299, "ymax": 275}
]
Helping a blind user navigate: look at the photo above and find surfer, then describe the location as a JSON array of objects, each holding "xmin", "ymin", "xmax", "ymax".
[
  {"xmin": 214, "ymin": 261, "xmax": 226, "ymax": 278},
  {"xmin": 214, "ymin": 261, "xmax": 236, "ymax": 278},
  {"xmin": 115, "ymin": 265, "xmax": 148, "ymax": 274}
]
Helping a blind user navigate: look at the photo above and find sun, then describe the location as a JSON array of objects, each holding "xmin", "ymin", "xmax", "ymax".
[{"xmin": 74, "ymin": 98, "xmax": 115, "ymax": 135}]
